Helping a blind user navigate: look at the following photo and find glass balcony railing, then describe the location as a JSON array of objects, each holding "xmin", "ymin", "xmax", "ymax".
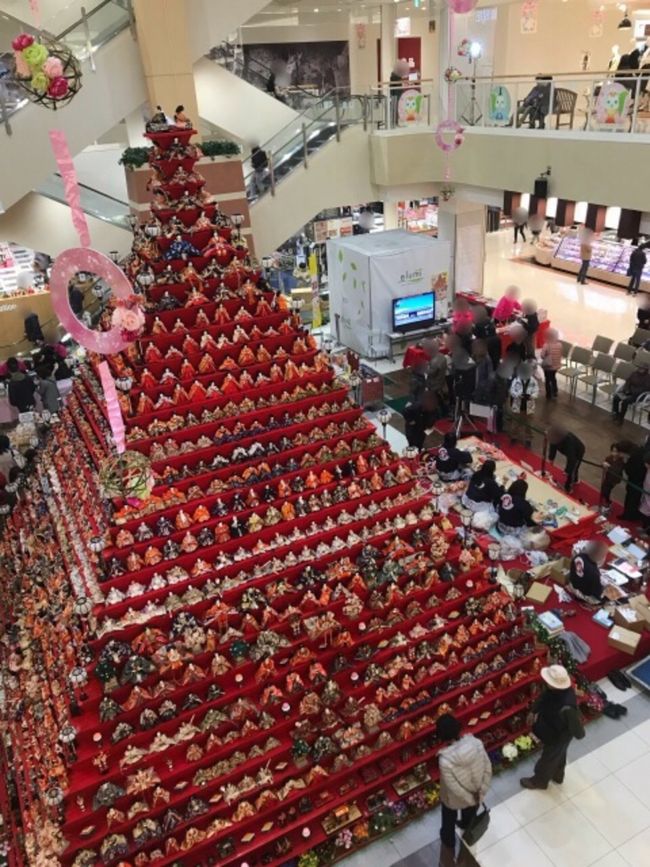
[
  {"xmin": 0, "ymin": 0, "xmax": 133, "ymax": 133},
  {"xmin": 36, "ymin": 173, "xmax": 131, "ymax": 229}
]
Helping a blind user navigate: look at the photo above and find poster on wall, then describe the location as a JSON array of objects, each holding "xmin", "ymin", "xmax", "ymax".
[
  {"xmin": 589, "ymin": 10, "xmax": 604, "ymax": 38},
  {"xmin": 242, "ymin": 41, "xmax": 350, "ymax": 92},
  {"xmin": 488, "ymin": 85, "xmax": 512, "ymax": 125},
  {"xmin": 520, "ymin": 0, "xmax": 538, "ymax": 35},
  {"xmin": 594, "ymin": 82, "xmax": 632, "ymax": 130},
  {"xmin": 398, "ymin": 89, "xmax": 425, "ymax": 124}
]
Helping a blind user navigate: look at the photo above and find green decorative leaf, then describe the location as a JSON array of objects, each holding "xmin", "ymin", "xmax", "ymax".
[
  {"xmin": 338, "ymin": 250, "xmax": 343, "ymax": 262},
  {"xmin": 342, "ymin": 272, "xmax": 347, "ymax": 281},
  {"xmin": 353, "ymin": 278, "xmax": 357, "ymax": 289},
  {"xmin": 350, "ymin": 261, "xmax": 357, "ymax": 271}
]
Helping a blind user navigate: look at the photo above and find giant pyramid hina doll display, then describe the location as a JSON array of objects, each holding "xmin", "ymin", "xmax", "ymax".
[{"xmin": 0, "ymin": 128, "xmax": 543, "ymax": 867}]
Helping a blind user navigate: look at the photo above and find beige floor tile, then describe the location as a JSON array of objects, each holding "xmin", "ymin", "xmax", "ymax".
[
  {"xmin": 504, "ymin": 785, "xmax": 567, "ymax": 826},
  {"xmin": 571, "ymin": 776, "xmax": 650, "ymax": 848},
  {"xmin": 588, "ymin": 853, "xmax": 630, "ymax": 867},
  {"xmin": 484, "ymin": 231, "xmax": 638, "ymax": 348},
  {"xmin": 476, "ymin": 827, "xmax": 554, "ymax": 867},
  {"xmin": 615, "ymin": 750, "xmax": 650, "ymax": 809},
  {"xmin": 527, "ymin": 801, "xmax": 611, "ymax": 867},
  {"xmin": 618, "ymin": 826, "xmax": 650, "ymax": 867},
  {"xmin": 591, "ymin": 730, "xmax": 649, "ymax": 774},
  {"xmin": 560, "ymin": 751, "xmax": 611, "ymax": 798},
  {"xmin": 630, "ymin": 718, "xmax": 650, "ymax": 747}
]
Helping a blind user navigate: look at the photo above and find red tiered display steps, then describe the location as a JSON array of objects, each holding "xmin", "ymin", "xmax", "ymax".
[{"xmin": 0, "ymin": 128, "xmax": 543, "ymax": 867}]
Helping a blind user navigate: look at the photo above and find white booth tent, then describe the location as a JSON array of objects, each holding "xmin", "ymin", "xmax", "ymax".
[{"xmin": 327, "ymin": 230, "xmax": 451, "ymax": 358}]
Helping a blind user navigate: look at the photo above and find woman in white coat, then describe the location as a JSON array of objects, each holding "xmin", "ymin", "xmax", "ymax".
[{"xmin": 436, "ymin": 713, "xmax": 492, "ymax": 861}]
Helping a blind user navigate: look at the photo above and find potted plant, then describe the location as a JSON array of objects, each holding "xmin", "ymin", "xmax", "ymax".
[
  {"xmin": 198, "ymin": 139, "xmax": 241, "ymax": 160},
  {"xmin": 118, "ymin": 147, "xmax": 151, "ymax": 170}
]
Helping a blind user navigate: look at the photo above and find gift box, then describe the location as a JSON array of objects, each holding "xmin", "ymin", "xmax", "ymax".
[{"xmin": 608, "ymin": 624, "xmax": 642, "ymax": 655}]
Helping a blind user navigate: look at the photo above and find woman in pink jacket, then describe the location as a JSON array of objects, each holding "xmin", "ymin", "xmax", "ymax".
[{"xmin": 493, "ymin": 285, "xmax": 522, "ymax": 323}]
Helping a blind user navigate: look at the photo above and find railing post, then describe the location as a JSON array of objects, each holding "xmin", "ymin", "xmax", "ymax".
[
  {"xmin": 427, "ymin": 92, "xmax": 431, "ymax": 126},
  {"xmin": 0, "ymin": 86, "xmax": 12, "ymax": 136},
  {"xmin": 631, "ymin": 74, "xmax": 641, "ymax": 134},
  {"xmin": 80, "ymin": 7, "xmax": 96, "ymax": 72},
  {"xmin": 335, "ymin": 92, "xmax": 341, "ymax": 141},
  {"xmin": 302, "ymin": 123, "xmax": 308, "ymax": 167},
  {"xmin": 548, "ymin": 80, "xmax": 555, "ymax": 130},
  {"xmin": 125, "ymin": 0, "xmax": 136, "ymax": 39},
  {"xmin": 363, "ymin": 95, "xmax": 368, "ymax": 131},
  {"xmin": 269, "ymin": 154, "xmax": 275, "ymax": 196}
]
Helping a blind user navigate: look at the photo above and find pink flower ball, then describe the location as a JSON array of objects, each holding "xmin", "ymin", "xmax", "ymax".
[
  {"xmin": 12, "ymin": 33, "xmax": 34, "ymax": 51},
  {"xmin": 47, "ymin": 76, "xmax": 69, "ymax": 99},
  {"xmin": 43, "ymin": 57, "xmax": 64, "ymax": 79}
]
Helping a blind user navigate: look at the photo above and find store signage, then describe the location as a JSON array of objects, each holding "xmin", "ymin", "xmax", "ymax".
[
  {"xmin": 0, "ymin": 303, "xmax": 17, "ymax": 312},
  {"xmin": 476, "ymin": 8, "xmax": 497, "ymax": 23},
  {"xmin": 394, "ymin": 17, "xmax": 411, "ymax": 37},
  {"xmin": 589, "ymin": 9, "xmax": 604, "ymax": 39},
  {"xmin": 399, "ymin": 267, "xmax": 424, "ymax": 286}
]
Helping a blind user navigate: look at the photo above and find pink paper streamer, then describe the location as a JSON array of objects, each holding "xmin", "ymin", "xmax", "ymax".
[
  {"xmin": 49, "ymin": 247, "xmax": 133, "ymax": 354},
  {"xmin": 97, "ymin": 360, "xmax": 126, "ymax": 454},
  {"xmin": 49, "ymin": 129, "xmax": 91, "ymax": 248},
  {"xmin": 29, "ymin": 0, "xmax": 41, "ymax": 28}
]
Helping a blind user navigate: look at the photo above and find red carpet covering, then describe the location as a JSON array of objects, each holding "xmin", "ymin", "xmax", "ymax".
[{"xmin": 0, "ymin": 132, "xmax": 543, "ymax": 867}]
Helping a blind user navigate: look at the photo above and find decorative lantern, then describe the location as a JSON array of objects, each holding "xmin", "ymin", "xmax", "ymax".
[
  {"xmin": 488, "ymin": 541, "xmax": 501, "ymax": 582},
  {"xmin": 74, "ymin": 596, "xmax": 93, "ymax": 618},
  {"xmin": 89, "ymin": 535, "xmax": 106, "ymax": 553},
  {"xmin": 378, "ymin": 407, "xmax": 392, "ymax": 439}
]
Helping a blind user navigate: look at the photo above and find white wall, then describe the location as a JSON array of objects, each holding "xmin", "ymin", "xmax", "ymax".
[
  {"xmin": 73, "ymin": 146, "xmax": 129, "ymax": 203},
  {"xmin": 186, "ymin": 0, "xmax": 272, "ymax": 59}
]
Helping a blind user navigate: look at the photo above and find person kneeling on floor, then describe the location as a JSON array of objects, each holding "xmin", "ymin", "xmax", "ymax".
[
  {"xmin": 568, "ymin": 539, "xmax": 607, "ymax": 601},
  {"xmin": 461, "ymin": 460, "xmax": 504, "ymax": 515},
  {"xmin": 434, "ymin": 432, "xmax": 473, "ymax": 482},
  {"xmin": 437, "ymin": 713, "xmax": 492, "ymax": 864},
  {"xmin": 497, "ymin": 479, "xmax": 538, "ymax": 536},
  {"xmin": 521, "ymin": 665, "xmax": 585, "ymax": 791}
]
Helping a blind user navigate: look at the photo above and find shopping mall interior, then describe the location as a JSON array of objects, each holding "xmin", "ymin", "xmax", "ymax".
[{"xmin": 1, "ymin": 1, "xmax": 650, "ymax": 867}]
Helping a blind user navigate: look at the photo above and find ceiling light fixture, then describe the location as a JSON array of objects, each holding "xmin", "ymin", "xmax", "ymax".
[{"xmin": 618, "ymin": 6, "xmax": 632, "ymax": 28}]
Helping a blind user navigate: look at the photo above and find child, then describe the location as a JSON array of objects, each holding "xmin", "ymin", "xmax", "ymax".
[
  {"xmin": 540, "ymin": 328, "xmax": 563, "ymax": 399},
  {"xmin": 601, "ymin": 441, "xmax": 634, "ymax": 512}
]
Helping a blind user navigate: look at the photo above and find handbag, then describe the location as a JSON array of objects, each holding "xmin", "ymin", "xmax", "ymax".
[{"xmin": 462, "ymin": 803, "xmax": 490, "ymax": 847}]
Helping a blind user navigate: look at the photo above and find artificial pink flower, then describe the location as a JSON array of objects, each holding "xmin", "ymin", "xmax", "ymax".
[
  {"xmin": 47, "ymin": 76, "xmax": 69, "ymax": 99},
  {"xmin": 43, "ymin": 57, "xmax": 64, "ymax": 78},
  {"xmin": 119, "ymin": 307, "xmax": 144, "ymax": 334},
  {"xmin": 12, "ymin": 33, "xmax": 34, "ymax": 51}
]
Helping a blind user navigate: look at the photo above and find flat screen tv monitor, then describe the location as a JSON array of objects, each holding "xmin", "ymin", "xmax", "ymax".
[{"xmin": 392, "ymin": 292, "xmax": 435, "ymax": 333}]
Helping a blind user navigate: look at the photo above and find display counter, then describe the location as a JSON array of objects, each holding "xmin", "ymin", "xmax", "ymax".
[{"xmin": 533, "ymin": 233, "xmax": 650, "ymax": 291}]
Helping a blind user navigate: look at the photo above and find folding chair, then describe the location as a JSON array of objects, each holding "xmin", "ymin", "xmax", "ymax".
[
  {"xmin": 634, "ymin": 348, "xmax": 650, "ymax": 369},
  {"xmin": 630, "ymin": 392, "xmax": 650, "ymax": 423},
  {"xmin": 578, "ymin": 353, "xmax": 615, "ymax": 403},
  {"xmin": 557, "ymin": 346, "xmax": 592, "ymax": 398},
  {"xmin": 629, "ymin": 327, "xmax": 650, "ymax": 348},
  {"xmin": 591, "ymin": 335, "xmax": 614, "ymax": 355},
  {"xmin": 599, "ymin": 360, "xmax": 637, "ymax": 400},
  {"xmin": 613, "ymin": 342, "xmax": 636, "ymax": 362}
]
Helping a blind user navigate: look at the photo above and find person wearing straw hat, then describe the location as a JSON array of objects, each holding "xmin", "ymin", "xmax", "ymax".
[{"xmin": 521, "ymin": 664, "xmax": 585, "ymax": 790}]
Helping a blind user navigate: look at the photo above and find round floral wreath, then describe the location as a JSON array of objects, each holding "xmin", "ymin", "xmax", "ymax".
[
  {"xmin": 12, "ymin": 33, "xmax": 82, "ymax": 109},
  {"xmin": 435, "ymin": 120, "xmax": 465, "ymax": 153}
]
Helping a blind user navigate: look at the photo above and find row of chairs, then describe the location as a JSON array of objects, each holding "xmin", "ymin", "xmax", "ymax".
[{"xmin": 557, "ymin": 334, "xmax": 650, "ymax": 420}]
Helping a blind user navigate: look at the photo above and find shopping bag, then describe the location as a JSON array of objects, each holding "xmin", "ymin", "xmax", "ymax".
[{"xmin": 462, "ymin": 804, "xmax": 490, "ymax": 846}]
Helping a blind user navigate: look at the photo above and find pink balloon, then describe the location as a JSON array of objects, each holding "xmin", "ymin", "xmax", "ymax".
[
  {"xmin": 49, "ymin": 247, "xmax": 133, "ymax": 354},
  {"xmin": 447, "ymin": 0, "xmax": 478, "ymax": 12}
]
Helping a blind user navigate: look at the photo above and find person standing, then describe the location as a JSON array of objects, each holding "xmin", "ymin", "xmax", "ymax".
[
  {"xmin": 513, "ymin": 212, "xmax": 527, "ymax": 243},
  {"xmin": 622, "ymin": 444, "xmax": 649, "ymax": 520},
  {"xmin": 437, "ymin": 713, "xmax": 492, "ymax": 863},
  {"xmin": 600, "ymin": 441, "xmax": 634, "ymax": 512},
  {"xmin": 577, "ymin": 237, "xmax": 593, "ymax": 285},
  {"xmin": 540, "ymin": 328, "xmax": 563, "ymax": 399},
  {"xmin": 627, "ymin": 245, "xmax": 647, "ymax": 296},
  {"xmin": 250, "ymin": 145, "xmax": 269, "ymax": 197},
  {"xmin": 36, "ymin": 365, "xmax": 62, "ymax": 414},
  {"xmin": 6, "ymin": 357, "xmax": 35, "ymax": 414},
  {"xmin": 521, "ymin": 665, "xmax": 585, "ymax": 790},
  {"xmin": 547, "ymin": 425, "xmax": 586, "ymax": 492}
]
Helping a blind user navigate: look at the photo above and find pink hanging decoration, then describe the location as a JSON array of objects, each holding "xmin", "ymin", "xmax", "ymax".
[
  {"xmin": 435, "ymin": 119, "xmax": 465, "ymax": 152},
  {"xmin": 49, "ymin": 129, "xmax": 91, "ymax": 249},
  {"xmin": 49, "ymin": 248, "xmax": 133, "ymax": 354},
  {"xmin": 97, "ymin": 360, "xmax": 126, "ymax": 454},
  {"xmin": 29, "ymin": 0, "xmax": 41, "ymax": 28},
  {"xmin": 447, "ymin": 0, "xmax": 478, "ymax": 12}
]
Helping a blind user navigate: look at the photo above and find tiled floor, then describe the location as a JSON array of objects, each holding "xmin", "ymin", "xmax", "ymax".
[{"xmin": 366, "ymin": 683, "xmax": 650, "ymax": 867}]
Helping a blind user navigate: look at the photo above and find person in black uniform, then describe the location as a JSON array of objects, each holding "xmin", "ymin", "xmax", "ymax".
[
  {"xmin": 569, "ymin": 541, "xmax": 607, "ymax": 600},
  {"xmin": 497, "ymin": 479, "xmax": 537, "ymax": 535},
  {"xmin": 547, "ymin": 425, "xmax": 586, "ymax": 492},
  {"xmin": 402, "ymin": 391, "xmax": 439, "ymax": 451},
  {"xmin": 462, "ymin": 460, "xmax": 504, "ymax": 512},
  {"xmin": 434, "ymin": 432, "xmax": 472, "ymax": 482}
]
